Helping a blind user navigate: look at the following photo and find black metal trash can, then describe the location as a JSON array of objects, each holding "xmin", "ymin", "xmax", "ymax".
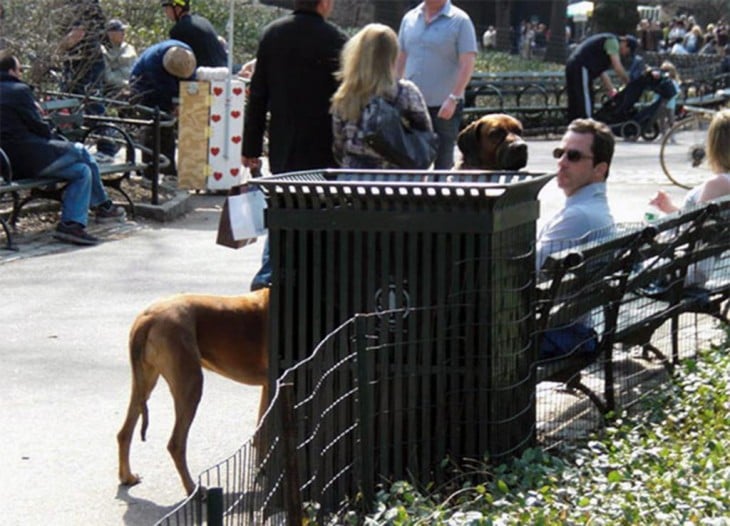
[{"xmin": 253, "ymin": 169, "xmax": 553, "ymax": 509}]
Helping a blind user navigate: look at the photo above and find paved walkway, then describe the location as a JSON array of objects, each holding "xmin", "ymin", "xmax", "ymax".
[{"xmin": 0, "ymin": 138, "xmax": 688, "ymax": 525}]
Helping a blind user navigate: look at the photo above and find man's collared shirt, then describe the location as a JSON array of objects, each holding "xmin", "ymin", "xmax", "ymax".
[
  {"xmin": 397, "ymin": 0, "xmax": 477, "ymax": 107},
  {"xmin": 536, "ymin": 182, "xmax": 615, "ymax": 269}
]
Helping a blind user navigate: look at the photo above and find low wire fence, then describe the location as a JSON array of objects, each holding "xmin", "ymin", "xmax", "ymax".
[
  {"xmin": 155, "ymin": 307, "xmax": 724, "ymax": 526},
  {"xmin": 155, "ymin": 194, "xmax": 730, "ymax": 525}
]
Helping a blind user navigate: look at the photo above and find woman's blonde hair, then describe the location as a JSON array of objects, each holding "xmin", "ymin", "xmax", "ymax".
[
  {"xmin": 707, "ymin": 109, "xmax": 730, "ymax": 173},
  {"xmin": 660, "ymin": 60, "xmax": 680, "ymax": 82},
  {"xmin": 331, "ymin": 23, "xmax": 399, "ymax": 122}
]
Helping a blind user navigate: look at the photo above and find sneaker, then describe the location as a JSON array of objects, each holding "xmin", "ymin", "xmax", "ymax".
[
  {"xmin": 95, "ymin": 201, "xmax": 127, "ymax": 223},
  {"xmin": 53, "ymin": 222, "xmax": 100, "ymax": 246},
  {"xmin": 94, "ymin": 151, "xmax": 116, "ymax": 164}
]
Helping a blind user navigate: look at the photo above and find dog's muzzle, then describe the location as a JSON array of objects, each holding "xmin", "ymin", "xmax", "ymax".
[{"xmin": 497, "ymin": 138, "xmax": 528, "ymax": 170}]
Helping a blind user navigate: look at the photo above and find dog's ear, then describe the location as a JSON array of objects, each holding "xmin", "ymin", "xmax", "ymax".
[{"xmin": 457, "ymin": 120, "xmax": 482, "ymax": 158}]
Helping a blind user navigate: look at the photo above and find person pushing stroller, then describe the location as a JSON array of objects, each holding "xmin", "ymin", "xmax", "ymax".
[
  {"xmin": 593, "ymin": 62, "xmax": 678, "ymax": 141},
  {"xmin": 564, "ymin": 34, "xmax": 638, "ymax": 122}
]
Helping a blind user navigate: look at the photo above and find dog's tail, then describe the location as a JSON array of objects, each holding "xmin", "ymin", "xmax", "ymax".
[{"xmin": 128, "ymin": 317, "xmax": 152, "ymax": 442}]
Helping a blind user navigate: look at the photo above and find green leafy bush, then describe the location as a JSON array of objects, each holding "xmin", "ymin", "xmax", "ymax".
[{"xmin": 476, "ymin": 51, "xmax": 563, "ymax": 74}]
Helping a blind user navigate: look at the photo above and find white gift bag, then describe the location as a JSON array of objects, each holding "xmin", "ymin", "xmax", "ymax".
[
  {"xmin": 216, "ymin": 183, "xmax": 267, "ymax": 249},
  {"xmin": 229, "ymin": 185, "xmax": 267, "ymax": 240}
]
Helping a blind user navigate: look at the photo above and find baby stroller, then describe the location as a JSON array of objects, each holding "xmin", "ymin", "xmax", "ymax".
[{"xmin": 594, "ymin": 68, "xmax": 678, "ymax": 142}]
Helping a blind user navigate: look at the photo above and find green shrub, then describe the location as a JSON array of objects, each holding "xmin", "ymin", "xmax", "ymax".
[{"xmin": 476, "ymin": 51, "xmax": 563, "ymax": 74}]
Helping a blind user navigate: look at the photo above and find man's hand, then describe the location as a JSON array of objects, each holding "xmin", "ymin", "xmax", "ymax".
[
  {"xmin": 243, "ymin": 156, "xmax": 262, "ymax": 173},
  {"xmin": 437, "ymin": 97, "xmax": 458, "ymax": 120},
  {"xmin": 59, "ymin": 26, "xmax": 85, "ymax": 52},
  {"xmin": 238, "ymin": 59, "xmax": 256, "ymax": 80}
]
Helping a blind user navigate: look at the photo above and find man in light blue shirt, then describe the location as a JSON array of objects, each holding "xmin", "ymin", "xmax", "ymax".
[
  {"xmin": 536, "ymin": 118, "xmax": 616, "ymax": 268},
  {"xmin": 396, "ymin": 0, "xmax": 477, "ymax": 170}
]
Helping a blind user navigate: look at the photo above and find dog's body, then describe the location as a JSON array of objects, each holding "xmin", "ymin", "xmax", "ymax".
[
  {"xmin": 117, "ymin": 288, "xmax": 270, "ymax": 495},
  {"xmin": 457, "ymin": 113, "xmax": 528, "ymax": 170}
]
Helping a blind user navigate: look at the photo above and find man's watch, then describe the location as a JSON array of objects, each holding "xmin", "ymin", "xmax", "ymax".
[{"xmin": 448, "ymin": 93, "xmax": 463, "ymax": 102}]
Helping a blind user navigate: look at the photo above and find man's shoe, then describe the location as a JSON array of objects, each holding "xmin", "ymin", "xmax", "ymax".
[
  {"xmin": 53, "ymin": 222, "xmax": 100, "ymax": 246},
  {"xmin": 94, "ymin": 151, "xmax": 116, "ymax": 164},
  {"xmin": 95, "ymin": 201, "xmax": 127, "ymax": 223}
]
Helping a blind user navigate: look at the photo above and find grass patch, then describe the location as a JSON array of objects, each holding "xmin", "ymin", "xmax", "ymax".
[{"xmin": 475, "ymin": 51, "xmax": 563, "ymax": 74}]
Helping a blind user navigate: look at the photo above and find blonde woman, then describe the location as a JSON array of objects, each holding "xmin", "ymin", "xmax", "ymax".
[
  {"xmin": 651, "ymin": 109, "xmax": 730, "ymax": 213},
  {"xmin": 657, "ymin": 60, "xmax": 680, "ymax": 136},
  {"xmin": 331, "ymin": 23, "xmax": 432, "ymax": 169}
]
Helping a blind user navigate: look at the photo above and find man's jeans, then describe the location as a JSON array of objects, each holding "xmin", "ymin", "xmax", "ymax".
[
  {"xmin": 250, "ymin": 237, "xmax": 271, "ymax": 291},
  {"xmin": 428, "ymin": 102, "xmax": 463, "ymax": 170},
  {"xmin": 39, "ymin": 143, "xmax": 108, "ymax": 226}
]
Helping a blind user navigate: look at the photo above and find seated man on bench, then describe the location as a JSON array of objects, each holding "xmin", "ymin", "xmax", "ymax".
[
  {"xmin": 0, "ymin": 51, "xmax": 126, "ymax": 246},
  {"xmin": 536, "ymin": 118, "xmax": 617, "ymax": 359},
  {"xmin": 537, "ymin": 118, "xmax": 617, "ymax": 267}
]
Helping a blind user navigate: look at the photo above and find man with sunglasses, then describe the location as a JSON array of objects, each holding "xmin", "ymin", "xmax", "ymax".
[{"xmin": 536, "ymin": 118, "xmax": 616, "ymax": 268}]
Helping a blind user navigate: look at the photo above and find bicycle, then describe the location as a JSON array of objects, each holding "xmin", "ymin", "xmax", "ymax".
[{"xmin": 659, "ymin": 102, "xmax": 725, "ymax": 189}]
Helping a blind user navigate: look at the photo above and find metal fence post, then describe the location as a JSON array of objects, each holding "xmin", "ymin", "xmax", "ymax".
[
  {"xmin": 206, "ymin": 487, "xmax": 223, "ymax": 526},
  {"xmin": 354, "ymin": 314, "xmax": 375, "ymax": 510},
  {"xmin": 151, "ymin": 106, "xmax": 160, "ymax": 205},
  {"xmin": 280, "ymin": 382, "xmax": 303, "ymax": 526}
]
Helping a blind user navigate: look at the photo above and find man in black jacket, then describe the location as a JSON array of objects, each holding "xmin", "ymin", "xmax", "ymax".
[
  {"xmin": 0, "ymin": 52, "xmax": 125, "ymax": 245},
  {"xmin": 161, "ymin": 0, "xmax": 226, "ymax": 68},
  {"xmin": 242, "ymin": 0, "xmax": 347, "ymax": 291}
]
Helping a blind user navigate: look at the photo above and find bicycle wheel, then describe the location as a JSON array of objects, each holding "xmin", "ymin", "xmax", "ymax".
[{"xmin": 659, "ymin": 112, "xmax": 713, "ymax": 189}]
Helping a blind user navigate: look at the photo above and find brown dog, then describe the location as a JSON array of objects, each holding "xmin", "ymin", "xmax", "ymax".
[
  {"xmin": 117, "ymin": 288, "xmax": 269, "ymax": 495},
  {"xmin": 457, "ymin": 113, "xmax": 528, "ymax": 170}
]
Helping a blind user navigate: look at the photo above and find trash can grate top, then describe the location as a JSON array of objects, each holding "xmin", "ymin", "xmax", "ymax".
[{"xmin": 251, "ymin": 169, "xmax": 555, "ymax": 206}]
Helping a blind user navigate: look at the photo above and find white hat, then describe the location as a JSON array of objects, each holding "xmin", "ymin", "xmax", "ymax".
[{"xmin": 162, "ymin": 47, "xmax": 196, "ymax": 78}]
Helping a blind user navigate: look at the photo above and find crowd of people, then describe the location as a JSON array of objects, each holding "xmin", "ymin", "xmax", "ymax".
[{"xmin": 638, "ymin": 15, "xmax": 728, "ymax": 56}]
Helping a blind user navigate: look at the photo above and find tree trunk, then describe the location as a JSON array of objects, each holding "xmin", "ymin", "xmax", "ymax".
[
  {"xmin": 495, "ymin": 0, "xmax": 512, "ymax": 53},
  {"xmin": 546, "ymin": 0, "xmax": 567, "ymax": 64}
]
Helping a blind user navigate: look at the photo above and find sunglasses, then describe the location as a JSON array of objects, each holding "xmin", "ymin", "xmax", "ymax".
[{"xmin": 553, "ymin": 148, "xmax": 594, "ymax": 162}]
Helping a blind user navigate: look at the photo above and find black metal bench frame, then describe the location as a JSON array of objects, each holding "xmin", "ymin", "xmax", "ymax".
[
  {"xmin": 534, "ymin": 200, "xmax": 730, "ymax": 418},
  {"xmin": 534, "ymin": 224, "xmax": 655, "ymax": 414},
  {"xmin": 0, "ymin": 139, "xmax": 144, "ymax": 251},
  {"xmin": 462, "ymin": 70, "xmax": 730, "ymax": 134}
]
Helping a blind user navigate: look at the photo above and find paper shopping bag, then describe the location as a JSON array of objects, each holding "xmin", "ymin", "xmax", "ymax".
[{"xmin": 216, "ymin": 183, "xmax": 267, "ymax": 249}]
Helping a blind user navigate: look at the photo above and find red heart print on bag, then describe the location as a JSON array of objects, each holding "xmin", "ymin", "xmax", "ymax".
[
  {"xmin": 231, "ymin": 136, "xmax": 242, "ymax": 144},
  {"xmin": 231, "ymin": 111, "xmax": 241, "ymax": 119},
  {"xmin": 230, "ymin": 168, "xmax": 240, "ymax": 176},
  {"xmin": 233, "ymin": 87, "xmax": 243, "ymax": 95},
  {"xmin": 213, "ymin": 87, "xmax": 223, "ymax": 96},
  {"xmin": 213, "ymin": 172, "xmax": 223, "ymax": 180},
  {"xmin": 210, "ymin": 147, "xmax": 220, "ymax": 156},
  {"xmin": 211, "ymin": 114, "xmax": 221, "ymax": 122}
]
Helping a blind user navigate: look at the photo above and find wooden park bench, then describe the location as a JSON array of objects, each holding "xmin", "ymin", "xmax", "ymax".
[
  {"xmin": 0, "ymin": 93, "xmax": 179, "ymax": 250},
  {"xmin": 534, "ymin": 199, "xmax": 730, "ymax": 417},
  {"xmin": 534, "ymin": 223, "xmax": 653, "ymax": 414}
]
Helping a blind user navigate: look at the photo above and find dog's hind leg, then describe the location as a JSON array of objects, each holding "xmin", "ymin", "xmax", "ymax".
[
  {"xmin": 117, "ymin": 324, "xmax": 160, "ymax": 488},
  {"xmin": 163, "ymin": 346, "xmax": 204, "ymax": 496}
]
